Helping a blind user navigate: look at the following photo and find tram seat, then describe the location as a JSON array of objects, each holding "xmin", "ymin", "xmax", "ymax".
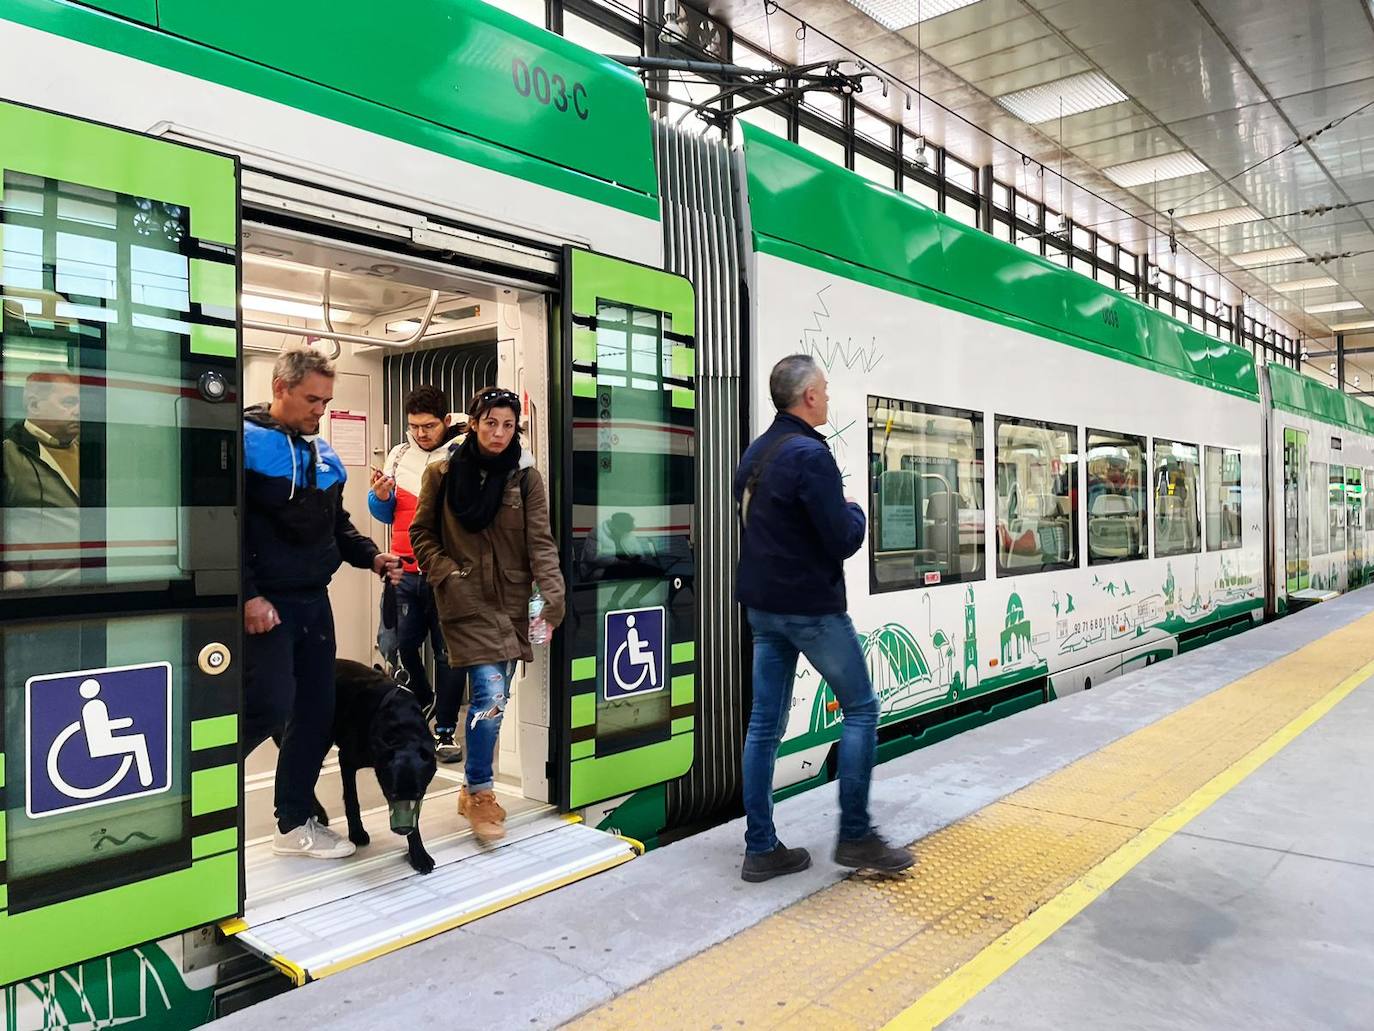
[
  {"xmin": 924, "ymin": 492, "xmax": 959, "ymax": 572},
  {"xmin": 1089, "ymin": 493, "xmax": 1139, "ymax": 558}
]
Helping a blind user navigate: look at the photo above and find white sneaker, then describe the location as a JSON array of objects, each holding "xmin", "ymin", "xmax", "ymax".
[{"xmin": 272, "ymin": 817, "xmax": 356, "ymax": 859}]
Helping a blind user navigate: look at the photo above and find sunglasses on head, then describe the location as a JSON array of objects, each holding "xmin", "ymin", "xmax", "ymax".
[{"xmin": 477, "ymin": 388, "xmax": 521, "ymax": 415}]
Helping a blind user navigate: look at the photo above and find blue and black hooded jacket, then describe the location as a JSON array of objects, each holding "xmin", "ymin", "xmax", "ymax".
[{"xmin": 243, "ymin": 404, "xmax": 378, "ymax": 600}]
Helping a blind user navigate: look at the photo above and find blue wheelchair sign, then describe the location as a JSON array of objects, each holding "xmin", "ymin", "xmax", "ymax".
[
  {"xmin": 25, "ymin": 662, "xmax": 172, "ymax": 819},
  {"xmin": 604, "ymin": 606, "xmax": 666, "ymax": 701}
]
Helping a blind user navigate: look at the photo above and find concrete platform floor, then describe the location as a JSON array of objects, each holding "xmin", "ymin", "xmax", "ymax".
[{"xmin": 212, "ymin": 587, "xmax": 1374, "ymax": 1031}]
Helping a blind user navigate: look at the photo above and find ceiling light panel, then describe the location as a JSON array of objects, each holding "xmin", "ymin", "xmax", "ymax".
[
  {"xmin": 995, "ymin": 72, "xmax": 1128, "ymax": 124},
  {"xmin": 1330, "ymin": 320, "xmax": 1374, "ymax": 332},
  {"xmin": 845, "ymin": 0, "xmax": 983, "ymax": 31},
  {"xmin": 1174, "ymin": 206, "xmax": 1262, "ymax": 232},
  {"xmin": 1102, "ymin": 151, "xmax": 1208, "ymax": 188},
  {"xmin": 1273, "ymin": 276, "xmax": 1339, "ymax": 293},
  {"xmin": 1230, "ymin": 246, "xmax": 1306, "ymax": 268},
  {"xmin": 1306, "ymin": 301, "xmax": 1364, "ymax": 314}
]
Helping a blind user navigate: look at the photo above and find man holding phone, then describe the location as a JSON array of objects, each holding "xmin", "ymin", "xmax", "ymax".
[{"xmin": 369, "ymin": 385, "xmax": 466, "ymax": 761}]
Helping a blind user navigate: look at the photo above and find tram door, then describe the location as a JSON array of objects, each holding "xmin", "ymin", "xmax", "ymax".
[
  {"xmin": 557, "ymin": 248, "xmax": 697, "ymax": 811},
  {"xmin": 1347, "ymin": 467, "xmax": 1364, "ymax": 588},
  {"xmin": 0, "ymin": 101, "xmax": 241, "ymax": 984},
  {"xmin": 1283, "ymin": 428, "xmax": 1309, "ymax": 593}
]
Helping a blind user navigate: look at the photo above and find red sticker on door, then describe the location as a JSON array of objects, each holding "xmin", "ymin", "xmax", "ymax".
[{"xmin": 924, "ymin": 571, "xmax": 942, "ymax": 586}]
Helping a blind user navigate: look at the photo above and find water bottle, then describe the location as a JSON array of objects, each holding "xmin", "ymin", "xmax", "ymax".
[{"xmin": 529, "ymin": 586, "xmax": 549, "ymax": 646}]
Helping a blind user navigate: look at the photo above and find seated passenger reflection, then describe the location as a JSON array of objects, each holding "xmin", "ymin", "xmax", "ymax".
[
  {"xmin": 581, "ymin": 511, "xmax": 660, "ymax": 580},
  {"xmin": 3, "ymin": 371, "xmax": 81, "ymax": 505},
  {"xmin": 2, "ymin": 372, "xmax": 82, "ymax": 588}
]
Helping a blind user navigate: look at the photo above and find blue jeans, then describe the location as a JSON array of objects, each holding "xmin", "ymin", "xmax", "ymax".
[
  {"xmin": 743, "ymin": 609, "xmax": 878, "ymax": 855},
  {"xmin": 395, "ymin": 571, "xmax": 462, "ymax": 721},
  {"xmin": 456, "ymin": 661, "xmax": 516, "ymax": 792}
]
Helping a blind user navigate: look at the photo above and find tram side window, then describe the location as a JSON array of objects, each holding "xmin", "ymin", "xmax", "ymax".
[
  {"xmin": 2, "ymin": 171, "xmax": 218, "ymax": 594},
  {"xmin": 1204, "ymin": 446, "xmax": 1243, "ymax": 551},
  {"xmin": 1310, "ymin": 461, "xmax": 1329, "ymax": 555},
  {"xmin": 995, "ymin": 416, "xmax": 1078, "ymax": 575},
  {"xmin": 1365, "ymin": 468, "xmax": 1374, "ymax": 529},
  {"xmin": 868, "ymin": 396, "xmax": 985, "ymax": 592},
  {"xmin": 1086, "ymin": 429, "xmax": 1147, "ymax": 564},
  {"xmin": 1329, "ymin": 464, "xmax": 1346, "ymax": 544},
  {"xmin": 1153, "ymin": 440, "xmax": 1201, "ymax": 557}
]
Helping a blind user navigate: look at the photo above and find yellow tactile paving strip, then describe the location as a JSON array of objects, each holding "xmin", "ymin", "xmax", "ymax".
[{"xmin": 566, "ymin": 611, "xmax": 1374, "ymax": 1031}]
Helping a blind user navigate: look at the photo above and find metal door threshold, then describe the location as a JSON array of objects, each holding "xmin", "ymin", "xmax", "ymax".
[{"xmin": 223, "ymin": 817, "xmax": 636, "ymax": 985}]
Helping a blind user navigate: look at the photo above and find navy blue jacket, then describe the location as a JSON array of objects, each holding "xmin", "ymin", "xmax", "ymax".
[
  {"xmin": 734, "ymin": 412, "xmax": 866, "ymax": 615},
  {"xmin": 243, "ymin": 404, "xmax": 378, "ymax": 600}
]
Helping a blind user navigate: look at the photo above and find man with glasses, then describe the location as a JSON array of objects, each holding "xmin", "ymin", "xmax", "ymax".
[{"xmin": 370, "ymin": 385, "xmax": 466, "ymax": 760}]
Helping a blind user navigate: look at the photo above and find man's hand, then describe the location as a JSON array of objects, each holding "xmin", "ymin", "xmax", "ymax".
[
  {"xmin": 370, "ymin": 467, "xmax": 395, "ymax": 502},
  {"xmin": 245, "ymin": 596, "xmax": 280, "ymax": 635},
  {"xmin": 373, "ymin": 552, "xmax": 404, "ymax": 585}
]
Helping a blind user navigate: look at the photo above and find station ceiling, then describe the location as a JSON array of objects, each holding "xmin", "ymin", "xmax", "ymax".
[{"xmin": 717, "ymin": 0, "xmax": 1374, "ymax": 350}]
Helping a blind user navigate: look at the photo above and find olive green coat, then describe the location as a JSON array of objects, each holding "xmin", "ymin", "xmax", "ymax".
[{"xmin": 409, "ymin": 454, "xmax": 566, "ymax": 666}]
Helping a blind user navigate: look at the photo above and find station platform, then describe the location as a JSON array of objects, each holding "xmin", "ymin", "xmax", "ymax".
[{"xmin": 214, "ymin": 588, "xmax": 1374, "ymax": 1031}]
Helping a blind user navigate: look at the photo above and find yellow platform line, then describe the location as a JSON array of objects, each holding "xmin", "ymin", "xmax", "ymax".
[
  {"xmin": 886, "ymin": 653, "xmax": 1374, "ymax": 1031},
  {"xmin": 567, "ymin": 611, "xmax": 1374, "ymax": 1031}
]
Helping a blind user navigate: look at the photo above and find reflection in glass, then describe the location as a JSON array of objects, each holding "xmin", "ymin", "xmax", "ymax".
[
  {"xmin": 996, "ymin": 416, "xmax": 1078, "ymax": 575},
  {"xmin": 1204, "ymin": 446, "xmax": 1243, "ymax": 551},
  {"xmin": 868, "ymin": 396, "xmax": 984, "ymax": 592},
  {"xmin": 1087, "ymin": 429, "xmax": 1147, "ymax": 564},
  {"xmin": 1153, "ymin": 440, "xmax": 1200, "ymax": 557}
]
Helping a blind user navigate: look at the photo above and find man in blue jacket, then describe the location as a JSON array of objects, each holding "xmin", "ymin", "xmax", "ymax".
[
  {"xmin": 734, "ymin": 355, "xmax": 913, "ymax": 882},
  {"xmin": 243, "ymin": 349, "xmax": 402, "ymax": 860}
]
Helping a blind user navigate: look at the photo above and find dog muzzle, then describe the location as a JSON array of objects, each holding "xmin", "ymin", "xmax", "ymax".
[{"xmin": 389, "ymin": 799, "xmax": 422, "ymax": 835}]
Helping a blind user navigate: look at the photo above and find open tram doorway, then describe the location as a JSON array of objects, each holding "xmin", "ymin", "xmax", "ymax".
[{"xmin": 227, "ymin": 219, "xmax": 635, "ymax": 984}]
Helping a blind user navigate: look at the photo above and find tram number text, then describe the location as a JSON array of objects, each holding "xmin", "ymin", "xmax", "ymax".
[
  {"xmin": 512, "ymin": 58, "xmax": 589, "ymax": 120},
  {"xmin": 1100, "ymin": 308, "xmax": 1121, "ymax": 329}
]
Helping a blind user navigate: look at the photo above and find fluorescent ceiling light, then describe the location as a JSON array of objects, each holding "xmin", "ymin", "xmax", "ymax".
[
  {"xmin": 1230, "ymin": 246, "xmax": 1305, "ymax": 268},
  {"xmin": 1273, "ymin": 276, "xmax": 1338, "ymax": 293},
  {"xmin": 845, "ymin": 0, "xmax": 983, "ymax": 32},
  {"xmin": 242, "ymin": 293, "xmax": 355, "ymax": 323},
  {"xmin": 1306, "ymin": 301, "xmax": 1364, "ymax": 314},
  {"xmin": 1102, "ymin": 151, "xmax": 1208, "ymax": 188},
  {"xmin": 1330, "ymin": 320, "xmax": 1374, "ymax": 332},
  {"xmin": 995, "ymin": 72, "xmax": 1127, "ymax": 124},
  {"xmin": 1174, "ymin": 206, "xmax": 1261, "ymax": 231}
]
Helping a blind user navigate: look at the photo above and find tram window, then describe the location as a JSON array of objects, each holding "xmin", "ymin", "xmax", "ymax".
[
  {"xmin": 1086, "ymin": 429, "xmax": 1147, "ymax": 564},
  {"xmin": 1329, "ymin": 464, "xmax": 1346, "ymax": 543},
  {"xmin": 995, "ymin": 416, "xmax": 1078, "ymax": 575},
  {"xmin": 1, "ymin": 171, "xmax": 229, "ymax": 595},
  {"xmin": 1153, "ymin": 440, "xmax": 1201, "ymax": 557},
  {"xmin": 1365, "ymin": 468, "xmax": 1374, "ymax": 528},
  {"xmin": 1310, "ymin": 461, "xmax": 1329, "ymax": 555},
  {"xmin": 1204, "ymin": 446, "xmax": 1243, "ymax": 550},
  {"xmin": 867, "ymin": 396, "xmax": 984, "ymax": 592}
]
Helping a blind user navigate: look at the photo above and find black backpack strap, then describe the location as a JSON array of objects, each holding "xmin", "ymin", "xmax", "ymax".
[
  {"xmin": 739, "ymin": 432, "xmax": 801, "ymax": 528},
  {"xmin": 519, "ymin": 466, "xmax": 531, "ymax": 502}
]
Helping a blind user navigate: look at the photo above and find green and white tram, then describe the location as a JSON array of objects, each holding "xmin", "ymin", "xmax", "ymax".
[{"xmin": 2, "ymin": 2, "xmax": 1372, "ymax": 1028}]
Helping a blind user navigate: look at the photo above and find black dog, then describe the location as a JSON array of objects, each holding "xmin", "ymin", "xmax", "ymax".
[{"xmin": 324, "ymin": 659, "xmax": 438, "ymax": 874}]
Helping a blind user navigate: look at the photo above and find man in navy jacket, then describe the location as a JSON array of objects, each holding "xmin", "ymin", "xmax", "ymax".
[
  {"xmin": 733, "ymin": 355, "xmax": 913, "ymax": 882},
  {"xmin": 243, "ymin": 349, "xmax": 402, "ymax": 860}
]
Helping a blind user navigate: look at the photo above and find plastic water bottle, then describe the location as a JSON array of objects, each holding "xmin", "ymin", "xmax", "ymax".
[{"xmin": 529, "ymin": 587, "xmax": 549, "ymax": 646}]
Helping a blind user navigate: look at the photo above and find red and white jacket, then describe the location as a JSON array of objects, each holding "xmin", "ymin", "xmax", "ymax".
[{"xmin": 367, "ymin": 418, "xmax": 461, "ymax": 572}]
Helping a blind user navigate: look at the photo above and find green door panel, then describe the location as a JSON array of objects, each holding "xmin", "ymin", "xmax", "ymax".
[
  {"xmin": 559, "ymin": 248, "xmax": 697, "ymax": 811},
  {"xmin": 0, "ymin": 99, "xmax": 241, "ymax": 985}
]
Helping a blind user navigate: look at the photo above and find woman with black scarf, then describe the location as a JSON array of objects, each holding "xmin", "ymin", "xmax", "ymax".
[{"xmin": 409, "ymin": 387, "xmax": 566, "ymax": 843}]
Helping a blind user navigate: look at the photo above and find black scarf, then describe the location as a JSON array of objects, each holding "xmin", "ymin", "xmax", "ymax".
[{"xmin": 446, "ymin": 432, "xmax": 522, "ymax": 533}]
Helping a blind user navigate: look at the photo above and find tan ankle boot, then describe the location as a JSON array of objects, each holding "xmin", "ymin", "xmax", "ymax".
[{"xmin": 459, "ymin": 787, "xmax": 507, "ymax": 843}]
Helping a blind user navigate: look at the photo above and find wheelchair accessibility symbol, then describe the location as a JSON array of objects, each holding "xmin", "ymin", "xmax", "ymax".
[
  {"xmin": 25, "ymin": 662, "xmax": 172, "ymax": 819},
  {"xmin": 604, "ymin": 606, "xmax": 666, "ymax": 701}
]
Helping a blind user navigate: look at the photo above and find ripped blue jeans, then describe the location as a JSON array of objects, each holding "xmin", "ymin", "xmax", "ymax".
[{"xmin": 457, "ymin": 661, "xmax": 516, "ymax": 792}]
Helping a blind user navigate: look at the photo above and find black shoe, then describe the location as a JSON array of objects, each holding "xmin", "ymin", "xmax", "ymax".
[
  {"xmin": 435, "ymin": 728, "xmax": 463, "ymax": 764},
  {"xmin": 834, "ymin": 833, "xmax": 915, "ymax": 874},
  {"xmin": 741, "ymin": 842, "xmax": 812, "ymax": 883}
]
